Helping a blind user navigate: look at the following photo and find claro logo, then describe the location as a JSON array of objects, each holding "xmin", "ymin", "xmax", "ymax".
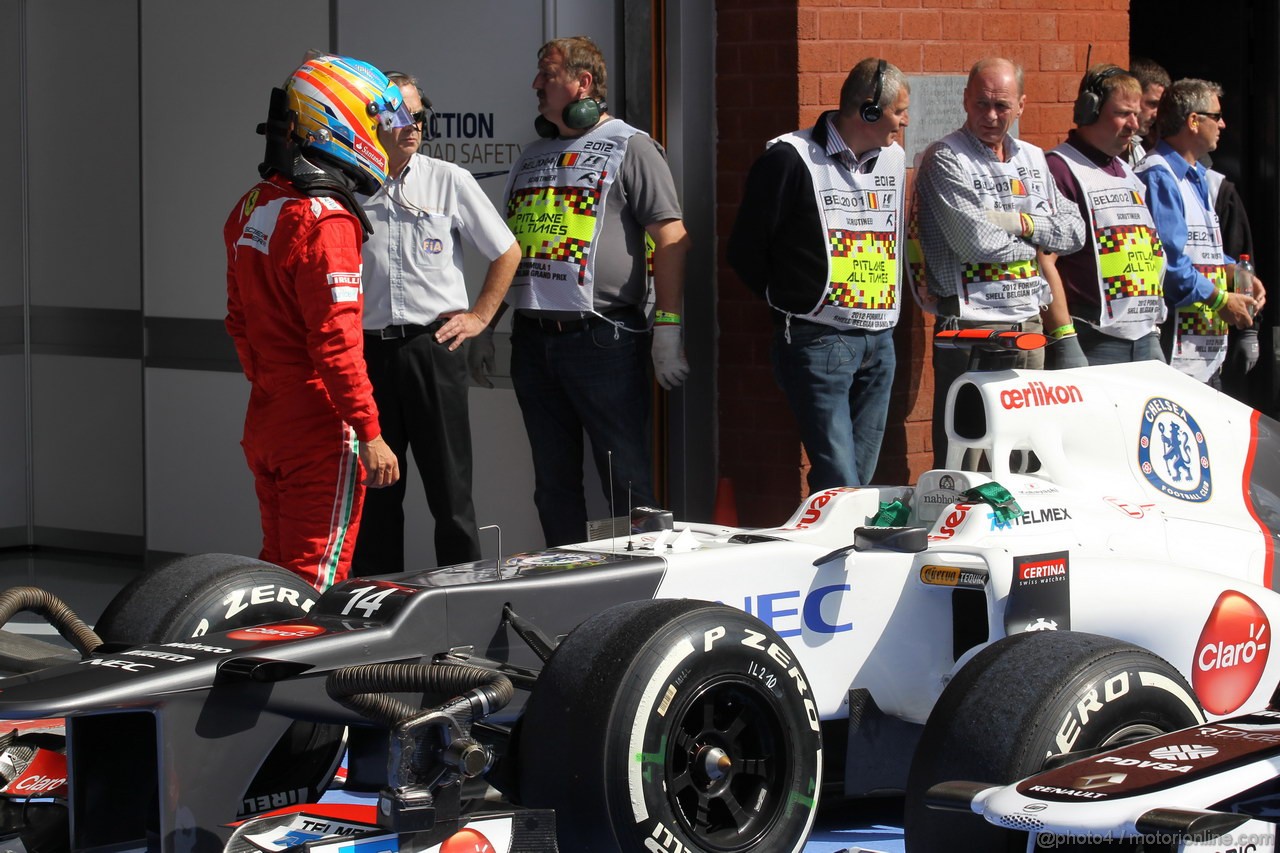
[
  {"xmin": 1194, "ymin": 590, "xmax": 1271, "ymax": 715},
  {"xmin": 999, "ymin": 382, "xmax": 1083, "ymax": 410}
]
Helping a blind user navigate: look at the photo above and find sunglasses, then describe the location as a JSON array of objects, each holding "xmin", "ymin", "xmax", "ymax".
[
  {"xmin": 1194, "ymin": 111, "xmax": 1223, "ymax": 121},
  {"xmin": 412, "ymin": 109, "xmax": 431, "ymax": 127}
]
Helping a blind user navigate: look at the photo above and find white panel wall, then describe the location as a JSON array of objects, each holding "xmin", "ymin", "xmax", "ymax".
[
  {"xmin": 140, "ymin": 4, "xmax": 330, "ymax": 557},
  {"xmin": 32, "ymin": 356, "xmax": 142, "ymax": 535}
]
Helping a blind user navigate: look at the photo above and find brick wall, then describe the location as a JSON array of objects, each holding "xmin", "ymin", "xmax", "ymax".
[{"xmin": 714, "ymin": 0, "xmax": 1129, "ymax": 525}]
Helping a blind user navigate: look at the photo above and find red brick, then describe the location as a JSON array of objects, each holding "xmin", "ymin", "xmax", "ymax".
[
  {"xmin": 901, "ymin": 9, "xmax": 942, "ymax": 39},
  {"xmin": 940, "ymin": 10, "xmax": 983, "ymax": 40},
  {"xmin": 798, "ymin": 8, "xmax": 819, "ymax": 39},
  {"xmin": 819, "ymin": 9, "xmax": 862, "ymax": 39},
  {"xmin": 863, "ymin": 10, "xmax": 904, "ymax": 38},
  {"xmin": 800, "ymin": 41, "xmax": 844, "ymax": 73},
  {"xmin": 1056, "ymin": 12, "xmax": 1094, "ymax": 41},
  {"xmin": 1039, "ymin": 43, "xmax": 1076, "ymax": 72},
  {"xmin": 1020, "ymin": 12, "xmax": 1055, "ymax": 41},
  {"xmin": 982, "ymin": 12, "xmax": 1020, "ymax": 40},
  {"xmin": 922, "ymin": 41, "xmax": 967, "ymax": 72}
]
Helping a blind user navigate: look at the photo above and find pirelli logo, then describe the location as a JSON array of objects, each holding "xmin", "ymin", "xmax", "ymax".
[
  {"xmin": 920, "ymin": 565, "xmax": 988, "ymax": 589},
  {"xmin": 327, "ymin": 271, "xmax": 362, "ymax": 304}
]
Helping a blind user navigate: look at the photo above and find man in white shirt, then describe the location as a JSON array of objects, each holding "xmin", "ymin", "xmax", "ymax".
[{"xmin": 354, "ymin": 72, "xmax": 520, "ymax": 573}]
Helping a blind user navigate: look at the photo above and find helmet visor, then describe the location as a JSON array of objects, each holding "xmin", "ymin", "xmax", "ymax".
[{"xmin": 372, "ymin": 80, "xmax": 415, "ymax": 131}]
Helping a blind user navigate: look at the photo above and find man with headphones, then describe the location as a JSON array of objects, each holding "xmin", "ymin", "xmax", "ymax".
[
  {"xmin": 492, "ymin": 36, "xmax": 690, "ymax": 547},
  {"xmin": 352, "ymin": 71, "xmax": 520, "ymax": 574},
  {"xmin": 913, "ymin": 57, "xmax": 1086, "ymax": 468},
  {"xmin": 1043, "ymin": 64, "xmax": 1168, "ymax": 366},
  {"xmin": 1136, "ymin": 77, "xmax": 1264, "ymax": 385},
  {"xmin": 728, "ymin": 57, "xmax": 910, "ymax": 491}
]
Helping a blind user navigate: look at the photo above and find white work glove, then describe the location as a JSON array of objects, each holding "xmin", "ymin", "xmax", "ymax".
[
  {"xmin": 984, "ymin": 209, "xmax": 1025, "ymax": 236},
  {"xmin": 467, "ymin": 328, "xmax": 496, "ymax": 389},
  {"xmin": 651, "ymin": 325, "xmax": 689, "ymax": 390}
]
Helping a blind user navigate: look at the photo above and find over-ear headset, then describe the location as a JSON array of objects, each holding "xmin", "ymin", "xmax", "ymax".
[
  {"xmin": 1073, "ymin": 65, "xmax": 1125, "ymax": 127},
  {"xmin": 535, "ymin": 97, "xmax": 608, "ymax": 138},
  {"xmin": 860, "ymin": 60, "xmax": 887, "ymax": 123}
]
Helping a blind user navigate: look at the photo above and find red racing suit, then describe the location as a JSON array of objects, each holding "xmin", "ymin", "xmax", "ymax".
[{"xmin": 224, "ymin": 175, "xmax": 380, "ymax": 590}]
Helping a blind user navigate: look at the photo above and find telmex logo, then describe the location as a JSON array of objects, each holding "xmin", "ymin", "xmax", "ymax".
[
  {"xmin": 999, "ymin": 382, "xmax": 1083, "ymax": 410},
  {"xmin": 1194, "ymin": 590, "xmax": 1271, "ymax": 715},
  {"xmin": 226, "ymin": 624, "xmax": 325, "ymax": 642}
]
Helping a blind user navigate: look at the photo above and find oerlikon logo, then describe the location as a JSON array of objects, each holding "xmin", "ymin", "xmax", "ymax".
[{"xmin": 1194, "ymin": 591, "xmax": 1270, "ymax": 715}]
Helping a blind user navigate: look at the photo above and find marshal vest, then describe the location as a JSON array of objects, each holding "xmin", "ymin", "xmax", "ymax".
[
  {"xmin": 503, "ymin": 120, "xmax": 641, "ymax": 313},
  {"xmin": 918, "ymin": 130, "xmax": 1055, "ymax": 322},
  {"xmin": 771, "ymin": 132, "xmax": 905, "ymax": 331},
  {"xmin": 1136, "ymin": 152, "xmax": 1228, "ymax": 381},
  {"xmin": 1047, "ymin": 143, "xmax": 1166, "ymax": 340}
]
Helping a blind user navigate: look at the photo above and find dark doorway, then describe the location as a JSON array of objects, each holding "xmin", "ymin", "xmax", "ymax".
[{"xmin": 1131, "ymin": 0, "xmax": 1280, "ymax": 413}]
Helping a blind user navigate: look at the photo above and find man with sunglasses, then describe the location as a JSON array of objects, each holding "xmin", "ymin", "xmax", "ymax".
[
  {"xmin": 353, "ymin": 71, "xmax": 519, "ymax": 574},
  {"xmin": 1136, "ymin": 78, "xmax": 1265, "ymax": 385}
]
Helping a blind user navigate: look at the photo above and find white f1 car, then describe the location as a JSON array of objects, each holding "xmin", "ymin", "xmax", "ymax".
[{"xmin": 0, "ymin": 359, "xmax": 1275, "ymax": 853}]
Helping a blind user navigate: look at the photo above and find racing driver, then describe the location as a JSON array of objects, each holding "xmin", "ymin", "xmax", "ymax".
[{"xmin": 225, "ymin": 52, "xmax": 404, "ymax": 590}]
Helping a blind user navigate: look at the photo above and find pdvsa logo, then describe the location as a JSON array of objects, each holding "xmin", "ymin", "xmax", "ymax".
[
  {"xmin": 1194, "ymin": 591, "xmax": 1270, "ymax": 715},
  {"xmin": 1138, "ymin": 397, "xmax": 1211, "ymax": 502}
]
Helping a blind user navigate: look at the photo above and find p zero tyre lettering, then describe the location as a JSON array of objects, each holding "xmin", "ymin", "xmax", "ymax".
[{"xmin": 515, "ymin": 599, "xmax": 822, "ymax": 852}]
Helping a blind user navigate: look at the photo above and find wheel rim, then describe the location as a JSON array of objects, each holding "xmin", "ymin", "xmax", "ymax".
[{"xmin": 664, "ymin": 676, "xmax": 791, "ymax": 851}]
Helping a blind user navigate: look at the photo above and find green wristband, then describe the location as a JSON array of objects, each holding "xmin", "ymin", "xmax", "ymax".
[
  {"xmin": 654, "ymin": 309, "xmax": 682, "ymax": 325},
  {"xmin": 1048, "ymin": 323, "xmax": 1076, "ymax": 340}
]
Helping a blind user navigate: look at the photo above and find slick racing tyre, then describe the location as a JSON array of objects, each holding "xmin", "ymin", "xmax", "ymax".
[
  {"xmin": 94, "ymin": 553, "xmax": 344, "ymax": 820},
  {"xmin": 514, "ymin": 599, "xmax": 822, "ymax": 853},
  {"xmin": 94, "ymin": 552, "xmax": 318, "ymax": 645},
  {"xmin": 903, "ymin": 631, "xmax": 1203, "ymax": 853}
]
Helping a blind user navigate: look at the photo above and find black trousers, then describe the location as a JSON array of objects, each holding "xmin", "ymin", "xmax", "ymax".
[{"xmin": 352, "ymin": 327, "xmax": 481, "ymax": 574}]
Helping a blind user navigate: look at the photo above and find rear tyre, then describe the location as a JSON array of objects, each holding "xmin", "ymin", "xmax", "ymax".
[
  {"xmin": 95, "ymin": 553, "xmax": 344, "ymax": 819},
  {"xmin": 903, "ymin": 631, "xmax": 1202, "ymax": 853},
  {"xmin": 94, "ymin": 552, "xmax": 317, "ymax": 645},
  {"xmin": 514, "ymin": 599, "xmax": 822, "ymax": 853}
]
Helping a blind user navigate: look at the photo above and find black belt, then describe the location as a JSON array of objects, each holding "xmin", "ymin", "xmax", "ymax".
[
  {"xmin": 367, "ymin": 319, "xmax": 447, "ymax": 340},
  {"xmin": 516, "ymin": 309, "xmax": 640, "ymax": 335}
]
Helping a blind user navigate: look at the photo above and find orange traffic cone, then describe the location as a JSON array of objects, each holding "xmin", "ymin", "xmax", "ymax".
[{"xmin": 713, "ymin": 477, "xmax": 739, "ymax": 527}]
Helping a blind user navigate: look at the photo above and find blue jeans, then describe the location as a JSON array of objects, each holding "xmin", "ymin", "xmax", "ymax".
[
  {"xmin": 772, "ymin": 322, "xmax": 896, "ymax": 490},
  {"xmin": 1077, "ymin": 324, "xmax": 1166, "ymax": 365},
  {"xmin": 511, "ymin": 314, "xmax": 655, "ymax": 546}
]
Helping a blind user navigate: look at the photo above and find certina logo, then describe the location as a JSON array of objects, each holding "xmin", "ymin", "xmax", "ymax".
[
  {"xmin": 999, "ymin": 382, "xmax": 1082, "ymax": 410},
  {"xmin": 1019, "ymin": 557, "xmax": 1067, "ymax": 581},
  {"xmin": 1138, "ymin": 397, "xmax": 1211, "ymax": 502},
  {"xmin": 1149, "ymin": 744, "xmax": 1218, "ymax": 761},
  {"xmin": 1194, "ymin": 590, "xmax": 1270, "ymax": 715}
]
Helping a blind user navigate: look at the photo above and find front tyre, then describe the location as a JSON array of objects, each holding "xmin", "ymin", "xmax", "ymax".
[
  {"xmin": 514, "ymin": 599, "xmax": 822, "ymax": 853},
  {"xmin": 903, "ymin": 631, "xmax": 1203, "ymax": 853}
]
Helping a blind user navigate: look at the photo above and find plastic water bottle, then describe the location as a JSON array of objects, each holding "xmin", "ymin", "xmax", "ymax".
[{"xmin": 1236, "ymin": 254, "xmax": 1257, "ymax": 320}]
